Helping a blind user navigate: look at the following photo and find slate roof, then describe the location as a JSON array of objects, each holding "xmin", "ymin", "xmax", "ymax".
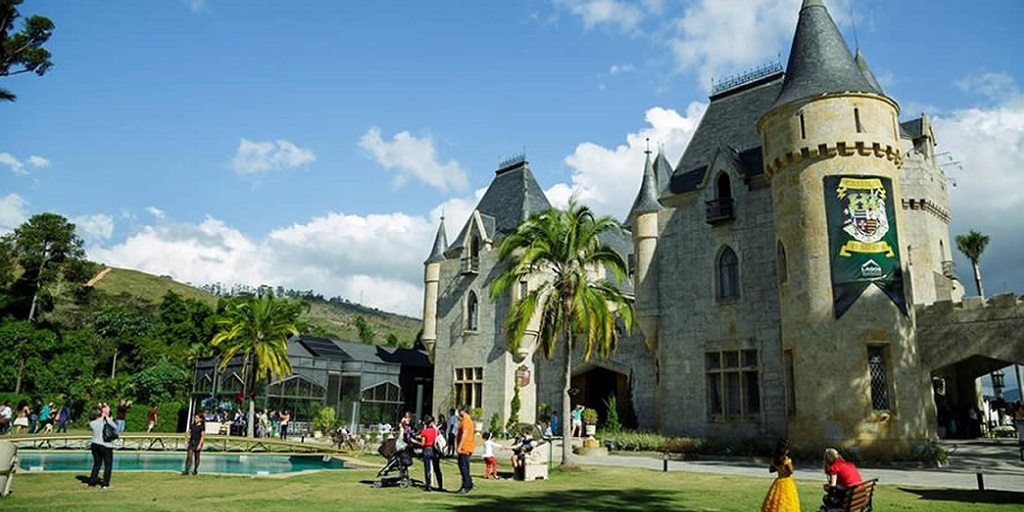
[
  {"xmin": 449, "ymin": 160, "xmax": 552, "ymax": 251},
  {"xmin": 293, "ymin": 335, "xmax": 431, "ymax": 367},
  {"xmin": 653, "ymin": 151, "xmax": 674, "ymax": 196},
  {"xmin": 425, "ymin": 217, "xmax": 448, "ymax": 264},
  {"xmin": 669, "ymin": 74, "xmax": 783, "ymax": 194},
  {"xmin": 855, "ymin": 50, "xmax": 883, "ymax": 94},
  {"xmin": 773, "ymin": 0, "xmax": 879, "ymax": 108},
  {"xmin": 627, "ymin": 152, "xmax": 663, "ymax": 220},
  {"xmin": 900, "ymin": 118, "xmax": 924, "ymax": 139}
]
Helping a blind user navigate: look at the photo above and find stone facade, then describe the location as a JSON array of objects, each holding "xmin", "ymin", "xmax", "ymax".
[{"xmin": 421, "ymin": 0, "xmax": 1020, "ymax": 452}]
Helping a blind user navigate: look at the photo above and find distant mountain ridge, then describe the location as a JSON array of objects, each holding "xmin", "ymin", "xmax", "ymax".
[{"xmin": 89, "ymin": 266, "xmax": 423, "ymax": 347}]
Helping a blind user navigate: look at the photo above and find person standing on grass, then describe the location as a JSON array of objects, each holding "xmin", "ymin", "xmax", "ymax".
[
  {"xmin": 115, "ymin": 399, "xmax": 131, "ymax": 434},
  {"xmin": 279, "ymin": 410, "xmax": 291, "ymax": 440},
  {"xmin": 446, "ymin": 408, "xmax": 458, "ymax": 458},
  {"xmin": 146, "ymin": 405, "xmax": 159, "ymax": 434},
  {"xmin": 56, "ymin": 403, "xmax": 71, "ymax": 433},
  {"xmin": 0, "ymin": 400, "xmax": 11, "ymax": 435},
  {"xmin": 455, "ymin": 404, "xmax": 475, "ymax": 495},
  {"xmin": 415, "ymin": 414, "xmax": 444, "ymax": 492},
  {"xmin": 182, "ymin": 413, "xmax": 205, "ymax": 475},
  {"xmin": 88, "ymin": 408, "xmax": 116, "ymax": 488}
]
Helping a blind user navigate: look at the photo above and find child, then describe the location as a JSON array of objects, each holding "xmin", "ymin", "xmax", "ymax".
[
  {"xmin": 510, "ymin": 428, "xmax": 537, "ymax": 479},
  {"xmin": 482, "ymin": 431, "xmax": 503, "ymax": 479}
]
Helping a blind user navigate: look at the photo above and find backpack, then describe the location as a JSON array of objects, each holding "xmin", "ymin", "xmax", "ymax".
[
  {"xmin": 102, "ymin": 419, "xmax": 119, "ymax": 443},
  {"xmin": 433, "ymin": 427, "xmax": 447, "ymax": 452}
]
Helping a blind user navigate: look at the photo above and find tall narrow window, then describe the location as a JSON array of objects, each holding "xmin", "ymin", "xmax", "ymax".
[
  {"xmin": 518, "ymin": 280, "xmax": 528, "ymax": 300},
  {"xmin": 777, "ymin": 241, "xmax": 788, "ymax": 284},
  {"xmin": 706, "ymin": 349, "xmax": 761, "ymax": 420},
  {"xmin": 868, "ymin": 346, "xmax": 890, "ymax": 411},
  {"xmin": 466, "ymin": 291, "xmax": 479, "ymax": 331},
  {"xmin": 855, "ymin": 107, "xmax": 864, "ymax": 133},
  {"xmin": 716, "ymin": 173, "xmax": 732, "ymax": 201},
  {"xmin": 718, "ymin": 246, "xmax": 739, "ymax": 299},
  {"xmin": 454, "ymin": 367, "xmax": 483, "ymax": 409},
  {"xmin": 799, "ymin": 112, "xmax": 806, "ymax": 139}
]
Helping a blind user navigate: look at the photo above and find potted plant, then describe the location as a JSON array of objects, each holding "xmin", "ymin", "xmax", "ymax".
[
  {"xmin": 583, "ymin": 408, "xmax": 599, "ymax": 437},
  {"xmin": 313, "ymin": 406, "xmax": 336, "ymax": 438},
  {"xmin": 472, "ymin": 407, "xmax": 484, "ymax": 432}
]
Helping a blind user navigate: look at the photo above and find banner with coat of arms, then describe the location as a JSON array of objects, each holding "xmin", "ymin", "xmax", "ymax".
[{"xmin": 824, "ymin": 175, "xmax": 907, "ymax": 319}]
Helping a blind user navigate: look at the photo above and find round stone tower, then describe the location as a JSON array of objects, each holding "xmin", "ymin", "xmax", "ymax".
[
  {"xmin": 421, "ymin": 217, "xmax": 447, "ymax": 360},
  {"xmin": 757, "ymin": 0, "xmax": 935, "ymax": 453}
]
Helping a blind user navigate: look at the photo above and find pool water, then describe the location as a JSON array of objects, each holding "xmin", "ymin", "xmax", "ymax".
[{"xmin": 18, "ymin": 452, "xmax": 346, "ymax": 474}]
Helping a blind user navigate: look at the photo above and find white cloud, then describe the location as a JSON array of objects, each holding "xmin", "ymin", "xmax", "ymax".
[
  {"xmin": 553, "ymin": 0, "xmax": 645, "ymax": 33},
  {"xmin": 548, "ymin": 103, "xmax": 706, "ymax": 218},
  {"xmin": 359, "ymin": 127, "xmax": 469, "ymax": 192},
  {"xmin": 26, "ymin": 156, "xmax": 50, "ymax": 168},
  {"xmin": 0, "ymin": 194, "xmax": 29, "ymax": 233},
  {"xmin": 956, "ymin": 72, "xmax": 1019, "ymax": 102},
  {"xmin": 609, "ymin": 63, "xmax": 634, "ymax": 75},
  {"xmin": 185, "ymin": 0, "xmax": 207, "ymax": 13},
  {"xmin": 145, "ymin": 206, "xmax": 167, "ymax": 220},
  {"xmin": 933, "ymin": 77, "xmax": 1024, "ymax": 294},
  {"xmin": 231, "ymin": 138, "xmax": 316, "ymax": 175},
  {"xmin": 0, "ymin": 153, "xmax": 25, "ymax": 175},
  {"xmin": 71, "ymin": 214, "xmax": 115, "ymax": 242}
]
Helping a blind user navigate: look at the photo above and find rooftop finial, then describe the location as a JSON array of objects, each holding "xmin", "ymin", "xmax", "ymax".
[{"xmin": 645, "ymin": 137, "xmax": 651, "ymax": 155}]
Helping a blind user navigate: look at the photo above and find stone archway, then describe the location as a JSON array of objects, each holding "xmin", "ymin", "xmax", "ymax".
[{"xmin": 570, "ymin": 363, "xmax": 636, "ymax": 429}]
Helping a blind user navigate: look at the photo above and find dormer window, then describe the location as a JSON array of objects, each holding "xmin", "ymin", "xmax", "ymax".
[
  {"xmin": 461, "ymin": 235, "xmax": 481, "ymax": 274},
  {"xmin": 706, "ymin": 172, "xmax": 736, "ymax": 224}
]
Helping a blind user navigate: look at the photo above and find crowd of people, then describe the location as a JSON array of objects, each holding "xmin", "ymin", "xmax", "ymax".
[{"xmin": 0, "ymin": 399, "xmax": 73, "ymax": 435}]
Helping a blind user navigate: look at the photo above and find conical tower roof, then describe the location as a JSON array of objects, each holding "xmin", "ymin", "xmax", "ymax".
[
  {"xmin": 425, "ymin": 217, "xmax": 448, "ymax": 264},
  {"xmin": 653, "ymin": 150, "xmax": 673, "ymax": 196},
  {"xmin": 855, "ymin": 49, "xmax": 883, "ymax": 94},
  {"xmin": 628, "ymin": 151, "xmax": 662, "ymax": 218},
  {"xmin": 773, "ymin": 0, "xmax": 878, "ymax": 108}
]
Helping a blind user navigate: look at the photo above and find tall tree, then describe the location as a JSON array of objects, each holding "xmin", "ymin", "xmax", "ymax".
[
  {"xmin": 210, "ymin": 291, "xmax": 308, "ymax": 438},
  {"xmin": 354, "ymin": 315, "xmax": 374, "ymax": 344},
  {"xmin": 955, "ymin": 230, "xmax": 990, "ymax": 298},
  {"xmin": 1, "ymin": 0, "xmax": 55, "ymax": 102},
  {"xmin": 490, "ymin": 199, "xmax": 633, "ymax": 466},
  {"xmin": 4, "ymin": 213, "xmax": 86, "ymax": 392}
]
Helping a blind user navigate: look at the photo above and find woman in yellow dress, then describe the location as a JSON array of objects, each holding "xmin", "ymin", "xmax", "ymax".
[{"xmin": 762, "ymin": 438, "xmax": 801, "ymax": 512}]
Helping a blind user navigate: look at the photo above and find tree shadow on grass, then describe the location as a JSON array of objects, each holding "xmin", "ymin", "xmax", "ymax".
[
  {"xmin": 450, "ymin": 489, "xmax": 699, "ymax": 512},
  {"xmin": 899, "ymin": 487, "xmax": 1024, "ymax": 505}
]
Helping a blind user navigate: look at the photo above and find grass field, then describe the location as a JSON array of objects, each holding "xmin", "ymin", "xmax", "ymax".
[{"xmin": 3, "ymin": 462, "xmax": 1022, "ymax": 512}]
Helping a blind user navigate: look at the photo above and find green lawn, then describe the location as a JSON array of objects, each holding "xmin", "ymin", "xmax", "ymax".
[{"xmin": 3, "ymin": 462, "xmax": 1022, "ymax": 512}]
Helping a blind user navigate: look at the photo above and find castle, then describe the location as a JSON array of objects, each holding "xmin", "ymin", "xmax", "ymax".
[{"xmin": 420, "ymin": 0, "xmax": 1024, "ymax": 452}]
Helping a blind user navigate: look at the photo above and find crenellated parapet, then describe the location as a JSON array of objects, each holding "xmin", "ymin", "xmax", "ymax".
[
  {"xmin": 763, "ymin": 139, "xmax": 902, "ymax": 177},
  {"xmin": 916, "ymin": 292, "xmax": 1024, "ymax": 325},
  {"xmin": 916, "ymin": 292, "xmax": 1024, "ymax": 372}
]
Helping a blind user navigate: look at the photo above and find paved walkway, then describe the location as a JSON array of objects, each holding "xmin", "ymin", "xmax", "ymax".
[{"xmin": 549, "ymin": 438, "xmax": 1024, "ymax": 493}]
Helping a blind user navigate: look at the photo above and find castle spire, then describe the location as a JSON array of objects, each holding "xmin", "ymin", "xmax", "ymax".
[
  {"xmin": 628, "ymin": 141, "xmax": 662, "ymax": 217},
  {"xmin": 425, "ymin": 216, "xmax": 448, "ymax": 264},
  {"xmin": 774, "ymin": 0, "xmax": 877, "ymax": 108}
]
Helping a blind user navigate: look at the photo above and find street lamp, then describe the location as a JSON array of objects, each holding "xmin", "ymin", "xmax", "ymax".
[{"xmin": 992, "ymin": 369, "xmax": 1006, "ymax": 400}]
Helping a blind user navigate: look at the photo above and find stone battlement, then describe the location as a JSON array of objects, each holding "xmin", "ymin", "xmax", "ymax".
[
  {"xmin": 764, "ymin": 139, "xmax": 902, "ymax": 176},
  {"xmin": 915, "ymin": 292, "xmax": 1024, "ymax": 324}
]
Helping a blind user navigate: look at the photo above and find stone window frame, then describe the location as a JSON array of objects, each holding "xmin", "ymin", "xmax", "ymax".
[
  {"xmin": 776, "ymin": 241, "xmax": 788, "ymax": 284},
  {"xmin": 454, "ymin": 366, "xmax": 483, "ymax": 409},
  {"xmin": 705, "ymin": 348, "xmax": 762, "ymax": 422},
  {"xmin": 867, "ymin": 344, "xmax": 892, "ymax": 413},
  {"xmin": 465, "ymin": 290, "xmax": 479, "ymax": 332},
  {"xmin": 716, "ymin": 245, "xmax": 740, "ymax": 300}
]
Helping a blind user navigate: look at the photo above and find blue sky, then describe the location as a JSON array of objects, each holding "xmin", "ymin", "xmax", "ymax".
[{"xmin": 2, "ymin": 0, "xmax": 1023, "ymax": 324}]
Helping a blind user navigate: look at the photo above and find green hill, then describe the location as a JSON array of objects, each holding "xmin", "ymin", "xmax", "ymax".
[{"xmin": 89, "ymin": 266, "xmax": 423, "ymax": 347}]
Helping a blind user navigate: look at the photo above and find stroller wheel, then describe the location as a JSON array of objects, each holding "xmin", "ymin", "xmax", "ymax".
[
  {"xmin": 372, "ymin": 480, "xmax": 383, "ymax": 489},
  {"xmin": 399, "ymin": 477, "xmax": 411, "ymax": 489}
]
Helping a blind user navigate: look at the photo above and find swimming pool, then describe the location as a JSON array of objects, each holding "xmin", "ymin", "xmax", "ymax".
[{"xmin": 17, "ymin": 452, "xmax": 346, "ymax": 475}]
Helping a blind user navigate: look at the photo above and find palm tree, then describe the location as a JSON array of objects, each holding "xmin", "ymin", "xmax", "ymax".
[
  {"xmin": 955, "ymin": 230, "xmax": 990, "ymax": 298},
  {"xmin": 490, "ymin": 198, "xmax": 634, "ymax": 466},
  {"xmin": 210, "ymin": 291, "xmax": 309, "ymax": 438}
]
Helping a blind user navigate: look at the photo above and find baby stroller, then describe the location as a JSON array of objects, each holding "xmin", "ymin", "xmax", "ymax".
[{"xmin": 372, "ymin": 436, "xmax": 415, "ymax": 488}]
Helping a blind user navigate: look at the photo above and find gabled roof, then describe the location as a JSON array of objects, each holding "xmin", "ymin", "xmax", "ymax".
[
  {"xmin": 669, "ymin": 74, "xmax": 783, "ymax": 194},
  {"xmin": 900, "ymin": 118, "xmax": 924, "ymax": 139},
  {"xmin": 773, "ymin": 0, "xmax": 879, "ymax": 108},
  {"xmin": 293, "ymin": 335, "xmax": 431, "ymax": 367},
  {"xmin": 449, "ymin": 160, "xmax": 552, "ymax": 251}
]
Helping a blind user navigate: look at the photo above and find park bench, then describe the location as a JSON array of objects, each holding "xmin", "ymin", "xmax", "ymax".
[{"xmin": 831, "ymin": 478, "xmax": 878, "ymax": 512}]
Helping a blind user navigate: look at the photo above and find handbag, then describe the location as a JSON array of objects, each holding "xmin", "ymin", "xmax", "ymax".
[
  {"xmin": 102, "ymin": 420, "xmax": 119, "ymax": 442},
  {"xmin": 433, "ymin": 427, "xmax": 447, "ymax": 452}
]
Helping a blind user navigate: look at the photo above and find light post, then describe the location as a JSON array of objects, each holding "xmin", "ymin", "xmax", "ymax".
[{"xmin": 992, "ymin": 369, "xmax": 1006, "ymax": 400}]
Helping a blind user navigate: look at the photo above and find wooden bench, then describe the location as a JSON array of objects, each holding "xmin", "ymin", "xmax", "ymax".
[{"xmin": 836, "ymin": 479, "xmax": 878, "ymax": 512}]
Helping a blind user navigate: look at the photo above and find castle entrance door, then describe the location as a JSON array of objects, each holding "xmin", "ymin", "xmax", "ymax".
[{"xmin": 570, "ymin": 366, "xmax": 635, "ymax": 428}]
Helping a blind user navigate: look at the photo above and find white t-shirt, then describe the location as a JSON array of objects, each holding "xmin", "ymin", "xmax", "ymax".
[
  {"xmin": 483, "ymin": 439, "xmax": 495, "ymax": 458},
  {"xmin": 0, "ymin": 405, "xmax": 11, "ymax": 420}
]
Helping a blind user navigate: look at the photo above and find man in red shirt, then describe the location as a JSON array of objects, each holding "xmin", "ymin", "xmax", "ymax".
[{"xmin": 822, "ymin": 448, "xmax": 862, "ymax": 508}]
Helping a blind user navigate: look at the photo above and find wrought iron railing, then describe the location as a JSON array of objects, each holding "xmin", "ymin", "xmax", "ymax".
[{"xmin": 705, "ymin": 198, "xmax": 736, "ymax": 224}]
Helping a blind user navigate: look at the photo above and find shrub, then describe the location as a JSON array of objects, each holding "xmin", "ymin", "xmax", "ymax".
[
  {"xmin": 471, "ymin": 407, "xmax": 484, "ymax": 421},
  {"xmin": 600, "ymin": 430, "xmax": 668, "ymax": 452},
  {"xmin": 537, "ymin": 403, "xmax": 552, "ymax": 424},
  {"xmin": 506, "ymin": 386, "xmax": 521, "ymax": 433},
  {"xmin": 124, "ymin": 402, "xmax": 185, "ymax": 433},
  {"xmin": 582, "ymin": 407, "xmax": 598, "ymax": 426},
  {"xmin": 659, "ymin": 437, "xmax": 704, "ymax": 454},
  {"xmin": 313, "ymin": 406, "xmax": 337, "ymax": 433},
  {"xmin": 488, "ymin": 412, "xmax": 502, "ymax": 436},
  {"xmin": 603, "ymin": 395, "xmax": 621, "ymax": 434}
]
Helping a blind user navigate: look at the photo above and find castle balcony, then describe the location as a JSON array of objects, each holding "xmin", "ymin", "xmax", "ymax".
[
  {"xmin": 460, "ymin": 256, "xmax": 480, "ymax": 275},
  {"xmin": 941, "ymin": 260, "xmax": 956, "ymax": 279},
  {"xmin": 705, "ymin": 198, "xmax": 736, "ymax": 224}
]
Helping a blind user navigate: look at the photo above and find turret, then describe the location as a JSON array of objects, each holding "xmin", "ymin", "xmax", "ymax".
[
  {"xmin": 422, "ymin": 217, "xmax": 447, "ymax": 358},
  {"xmin": 628, "ymin": 148, "xmax": 662, "ymax": 349},
  {"xmin": 758, "ymin": 0, "xmax": 933, "ymax": 453}
]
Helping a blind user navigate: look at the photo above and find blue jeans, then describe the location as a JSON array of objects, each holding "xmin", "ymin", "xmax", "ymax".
[
  {"xmin": 115, "ymin": 419, "xmax": 126, "ymax": 433},
  {"xmin": 422, "ymin": 447, "xmax": 443, "ymax": 490},
  {"xmin": 457, "ymin": 453, "xmax": 473, "ymax": 491}
]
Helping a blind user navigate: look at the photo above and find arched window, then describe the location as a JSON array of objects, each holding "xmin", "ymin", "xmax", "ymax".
[
  {"xmin": 718, "ymin": 246, "xmax": 739, "ymax": 299},
  {"xmin": 777, "ymin": 241, "xmax": 788, "ymax": 284},
  {"xmin": 715, "ymin": 173, "xmax": 732, "ymax": 201},
  {"xmin": 467, "ymin": 291, "xmax": 479, "ymax": 331}
]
